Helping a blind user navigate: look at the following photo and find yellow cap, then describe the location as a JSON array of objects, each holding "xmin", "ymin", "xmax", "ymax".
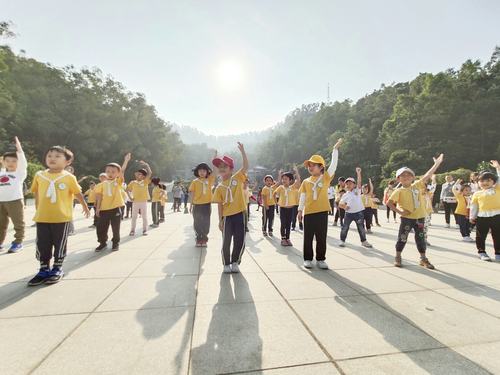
[{"xmin": 304, "ymin": 155, "xmax": 325, "ymax": 167}]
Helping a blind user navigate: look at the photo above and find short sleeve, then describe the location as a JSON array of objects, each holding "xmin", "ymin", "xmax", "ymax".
[
  {"xmin": 127, "ymin": 182, "xmax": 134, "ymax": 191},
  {"xmin": 94, "ymin": 183, "xmax": 103, "ymax": 195},
  {"xmin": 234, "ymin": 169, "xmax": 247, "ymax": 183},
  {"xmin": 68, "ymin": 175, "xmax": 82, "ymax": 194},
  {"xmin": 188, "ymin": 181, "xmax": 195, "ymax": 192},
  {"xmin": 389, "ymin": 189, "xmax": 400, "ymax": 203},
  {"xmin": 212, "ymin": 186, "xmax": 223, "ymax": 203},
  {"xmin": 298, "ymin": 181, "xmax": 306, "ymax": 194},
  {"xmin": 30, "ymin": 175, "xmax": 39, "ymax": 193},
  {"xmin": 413, "ymin": 180, "xmax": 425, "ymax": 190}
]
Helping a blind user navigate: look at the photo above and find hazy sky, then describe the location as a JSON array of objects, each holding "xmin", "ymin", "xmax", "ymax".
[{"xmin": 3, "ymin": 0, "xmax": 500, "ymax": 135}]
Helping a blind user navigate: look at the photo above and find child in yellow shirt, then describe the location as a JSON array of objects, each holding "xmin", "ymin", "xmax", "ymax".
[
  {"xmin": 212, "ymin": 142, "xmax": 248, "ymax": 273},
  {"xmin": 274, "ymin": 166, "xmax": 301, "ymax": 246},
  {"xmin": 452, "ymin": 179, "xmax": 474, "ymax": 243},
  {"xmin": 361, "ymin": 178, "xmax": 375, "ymax": 234},
  {"xmin": 94, "ymin": 153, "xmax": 131, "ymax": 252},
  {"xmin": 261, "ymin": 173, "xmax": 280, "ymax": 236},
  {"xmin": 127, "ymin": 160, "xmax": 152, "ymax": 236},
  {"xmin": 387, "ymin": 154, "xmax": 444, "ymax": 269},
  {"xmin": 470, "ymin": 160, "xmax": 500, "ymax": 262},
  {"xmin": 189, "ymin": 162, "xmax": 216, "ymax": 247},
  {"xmin": 29, "ymin": 146, "xmax": 90, "ymax": 286},
  {"xmin": 298, "ymin": 138, "xmax": 342, "ymax": 269},
  {"xmin": 151, "ymin": 177, "xmax": 164, "ymax": 228},
  {"xmin": 159, "ymin": 184, "xmax": 167, "ymax": 222},
  {"xmin": 84, "ymin": 181, "xmax": 97, "ymax": 228}
]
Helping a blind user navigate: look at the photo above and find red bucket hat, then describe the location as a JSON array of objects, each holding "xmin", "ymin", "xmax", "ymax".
[{"xmin": 212, "ymin": 155, "xmax": 234, "ymax": 169}]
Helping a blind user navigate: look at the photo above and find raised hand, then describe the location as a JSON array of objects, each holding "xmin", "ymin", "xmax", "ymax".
[
  {"xmin": 333, "ymin": 138, "xmax": 343, "ymax": 149},
  {"xmin": 124, "ymin": 153, "xmax": 131, "ymax": 162},
  {"xmin": 237, "ymin": 142, "xmax": 245, "ymax": 152},
  {"xmin": 14, "ymin": 136, "xmax": 22, "ymax": 152},
  {"xmin": 356, "ymin": 167, "xmax": 362, "ymax": 174},
  {"xmin": 433, "ymin": 154, "xmax": 444, "ymax": 164},
  {"xmin": 490, "ymin": 160, "xmax": 500, "ymax": 169}
]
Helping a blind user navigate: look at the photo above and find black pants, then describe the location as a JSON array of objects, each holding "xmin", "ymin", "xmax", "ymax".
[
  {"xmin": 340, "ymin": 211, "xmax": 366, "ymax": 242},
  {"xmin": 456, "ymin": 214, "xmax": 471, "ymax": 238},
  {"xmin": 193, "ymin": 203, "xmax": 211, "ymax": 242},
  {"xmin": 372, "ymin": 208, "xmax": 379, "ymax": 225},
  {"xmin": 291, "ymin": 205, "xmax": 299, "ymax": 229},
  {"xmin": 222, "ymin": 212, "xmax": 246, "ymax": 265},
  {"xmin": 443, "ymin": 202, "xmax": 458, "ymax": 225},
  {"xmin": 151, "ymin": 201, "xmax": 161, "ymax": 225},
  {"xmin": 159, "ymin": 204, "xmax": 165, "ymax": 220},
  {"xmin": 173, "ymin": 197, "xmax": 182, "ymax": 211},
  {"xmin": 125, "ymin": 201, "xmax": 132, "ymax": 217},
  {"xmin": 386, "ymin": 206, "xmax": 396, "ymax": 220},
  {"xmin": 120, "ymin": 206, "xmax": 125, "ymax": 220},
  {"xmin": 36, "ymin": 222, "xmax": 71, "ymax": 268},
  {"xmin": 97, "ymin": 207, "xmax": 121, "ymax": 246},
  {"xmin": 329, "ymin": 199, "xmax": 335, "ymax": 215},
  {"xmin": 303, "ymin": 211, "xmax": 328, "ymax": 261},
  {"xmin": 396, "ymin": 217, "xmax": 426, "ymax": 253},
  {"xmin": 334, "ymin": 207, "xmax": 345, "ymax": 225},
  {"xmin": 280, "ymin": 206, "xmax": 293, "ymax": 239},
  {"xmin": 363, "ymin": 208, "xmax": 373, "ymax": 230},
  {"xmin": 476, "ymin": 215, "xmax": 500, "ymax": 255},
  {"xmin": 262, "ymin": 205, "xmax": 275, "ymax": 233}
]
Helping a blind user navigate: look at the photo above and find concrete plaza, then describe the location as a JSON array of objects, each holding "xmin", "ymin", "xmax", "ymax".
[{"xmin": 0, "ymin": 205, "xmax": 499, "ymax": 374}]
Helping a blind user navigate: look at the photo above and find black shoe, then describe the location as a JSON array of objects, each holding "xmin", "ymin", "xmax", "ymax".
[
  {"xmin": 28, "ymin": 268, "xmax": 51, "ymax": 286},
  {"xmin": 269, "ymin": 232, "xmax": 274, "ymax": 237},
  {"xmin": 95, "ymin": 243, "xmax": 107, "ymax": 252},
  {"xmin": 112, "ymin": 243, "xmax": 119, "ymax": 251},
  {"xmin": 45, "ymin": 267, "xmax": 64, "ymax": 284},
  {"xmin": 299, "ymin": 223, "xmax": 304, "ymax": 230}
]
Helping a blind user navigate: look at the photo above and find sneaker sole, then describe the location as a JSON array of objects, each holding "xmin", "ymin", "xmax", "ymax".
[{"xmin": 45, "ymin": 277, "xmax": 63, "ymax": 285}]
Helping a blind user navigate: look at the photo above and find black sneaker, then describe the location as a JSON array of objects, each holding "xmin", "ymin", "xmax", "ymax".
[
  {"xmin": 112, "ymin": 243, "xmax": 119, "ymax": 251},
  {"xmin": 45, "ymin": 267, "xmax": 64, "ymax": 284},
  {"xmin": 269, "ymin": 231, "xmax": 274, "ymax": 237},
  {"xmin": 299, "ymin": 222, "xmax": 304, "ymax": 231},
  {"xmin": 95, "ymin": 243, "xmax": 107, "ymax": 252},
  {"xmin": 28, "ymin": 268, "xmax": 51, "ymax": 286}
]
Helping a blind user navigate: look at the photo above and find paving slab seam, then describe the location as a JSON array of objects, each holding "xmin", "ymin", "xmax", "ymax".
[
  {"xmin": 245, "ymin": 250, "xmax": 347, "ymax": 375},
  {"xmin": 26, "ymin": 230, "xmax": 179, "ymax": 375},
  {"xmin": 218, "ymin": 360, "xmax": 334, "ymax": 375}
]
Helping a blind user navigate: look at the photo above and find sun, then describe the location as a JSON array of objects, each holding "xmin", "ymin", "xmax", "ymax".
[{"xmin": 214, "ymin": 59, "xmax": 246, "ymax": 91}]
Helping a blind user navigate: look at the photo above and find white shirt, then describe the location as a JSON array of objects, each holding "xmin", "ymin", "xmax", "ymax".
[
  {"xmin": 0, "ymin": 151, "xmax": 27, "ymax": 202},
  {"xmin": 339, "ymin": 188, "xmax": 365, "ymax": 214},
  {"xmin": 327, "ymin": 186, "xmax": 335, "ymax": 200}
]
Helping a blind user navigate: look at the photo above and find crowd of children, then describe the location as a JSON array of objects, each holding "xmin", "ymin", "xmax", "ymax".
[{"xmin": 1, "ymin": 135, "xmax": 499, "ymax": 285}]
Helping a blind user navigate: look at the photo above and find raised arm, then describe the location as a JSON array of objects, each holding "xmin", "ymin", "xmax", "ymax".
[
  {"xmin": 422, "ymin": 154, "xmax": 444, "ymax": 183},
  {"xmin": 237, "ymin": 142, "xmax": 249, "ymax": 174},
  {"xmin": 491, "ymin": 160, "xmax": 500, "ymax": 176},
  {"xmin": 293, "ymin": 165, "xmax": 301, "ymax": 187},
  {"xmin": 356, "ymin": 167, "xmax": 362, "ymax": 190},
  {"xmin": 121, "ymin": 153, "xmax": 131, "ymax": 179},
  {"xmin": 140, "ymin": 160, "xmax": 153, "ymax": 179},
  {"xmin": 14, "ymin": 137, "xmax": 27, "ymax": 178},
  {"xmin": 327, "ymin": 138, "xmax": 343, "ymax": 176}
]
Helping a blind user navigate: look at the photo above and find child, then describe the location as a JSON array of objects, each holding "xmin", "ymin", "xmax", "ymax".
[
  {"xmin": 94, "ymin": 153, "xmax": 131, "ymax": 251},
  {"xmin": 212, "ymin": 142, "xmax": 249, "ymax": 273},
  {"xmin": 361, "ymin": 178, "xmax": 375, "ymax": 234},
  {"xmin": 127, "ymin": 161, "xmax": 152, "ymax": 236},
  {"xmin": 189, "ymin": 162, "xmax": 216, "ymax": 247},
  {"xmin": 333, "ymin": 177, "xmax": 346, "ymax": 226},
  {"xmin": 275, "ymin": 166, "xmax": 301, "ymax": 246},
  {"xmin": 469, "ymin": 160, "xmax": 500, "ymax": 262},
  {"xmin": 452, "ymin": 179, "xmax": 474, "ymax": 242},
  {"xmin": 151, "ymin": 177, "xmax": 163, "ymax": 228},
  {"xmin": 84, "ymin": 181, "xmax": 98, "ymax": 228},
  {"xmin": 383, "ymin": 180, "xmax": 398, "ymax": 223},
  {"xmin": 387, "ymin": 154, "xmax": 444, "ymax": 269},
  {"xmin": 29, "ymin": 146, "xmax": 90, "ymax": 286},
  {"xmin": 159, "ymin": 184, "xmax": 167, "ymax": 222},
  {"xmin": 257, "ymin": 188, "xmax": 263, "ymax": 212},
  {"xmin": 291, "ymin": 176, "xmax": 301, "ymax": 232},
  {"xmin": 371, "ymin": 194, "xmax": 381, "ymax": 227},
  {"xmin": 328, "ymin": 183, "xmax": 335, "ymax": 215},
  {"xmin": 172, "ymin": 182, "xmax": 182, "ymax": 212},
  {"xmin": 298, "ymin": 138, "xmax": 343, "ymax": 269},
  {"xmin": 423, "ymin": 176, "xmax": 437, "ymax": 246},
  {"xmin": 0, "ymin": 137, "xmax": 27, "ymax": 253},
  {"xmin": 440, "ymin": 175, "xmax": 459, "ymax": 228},
  {"xmin": 338, "ymin": 168, "xmax": 372, "ymax": 248},
  {"xmin": 261, "ymin": 173, "xmax": 279, "ymax": 236}
]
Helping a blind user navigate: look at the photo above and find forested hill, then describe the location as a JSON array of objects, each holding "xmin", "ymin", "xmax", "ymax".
[{"xmin": 256, "ymin": 47, "xmax": 500, "ymax": 182}]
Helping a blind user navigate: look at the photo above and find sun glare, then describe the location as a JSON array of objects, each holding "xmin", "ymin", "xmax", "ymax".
[{"xmin": 214, "ymin": 59, "xmax": 246, "ymax": 91}]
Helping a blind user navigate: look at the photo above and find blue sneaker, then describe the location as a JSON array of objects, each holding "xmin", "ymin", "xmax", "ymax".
[
  {"xmin": 8, "ymin": 242, "xmax": 23, "ymax": 253},
  {"xmin": 28, "ymin": 268, "xmax": 51, "ymax": 286},
  {"xmin": 46, "ymin": 267, "xmax": 64, "ymax": 284}
]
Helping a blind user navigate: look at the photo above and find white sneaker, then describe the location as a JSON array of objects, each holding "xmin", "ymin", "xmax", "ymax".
[
  {"xmin": 479, "ymin": 253, "xmax": 491, "ymax": 262},
  {"xmin": 462, "ymin": 236, "xmax": 475, "ymax": 243},
  {"xmin": 362, "ymin": 241, "xmax": 373, "ymax": 248},
  {"xmin": 445, "ymin": 224, "xmax": 450, "ymax": 228},
  {"xmin": 231, "ymin": 263, "xmax": 240, "ymax": 273},
  {"xmin": 317, "ymin": 260, "xmax": 329, "ymax": 269},
  {"xmin": 223, "ymin": 265, "xmax": 232, "ymax": 273},
  {"xmin": 338, "ymin": 241, "xmax": 346, "ymax": 247},
  {"xmin": 303, "ymin": 260, "xmax": 313, "ymax": 269}
]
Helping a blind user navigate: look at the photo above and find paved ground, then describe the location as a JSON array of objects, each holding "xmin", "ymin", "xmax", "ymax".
[{"xmin": 1, "ymin": 204, "xmax": 499, "ymax": 375}]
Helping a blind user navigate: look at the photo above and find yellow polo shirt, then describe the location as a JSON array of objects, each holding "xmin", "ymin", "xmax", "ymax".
[
  {"xmin": 299, "ymin": 171, "xmax": 334, "ymax": 215},
  {"xmin": 275, "ymin": 181, "xmax": 300, "ymax": 208},
  {"xmin": 471, "ymin": 184, "xmax": 500, "ymax": 216},
  {"xmin": 389, "ymin": 180, "xmax": 427, "ymax": 219},
  {"xmin": 189, "ymin": 174, "xmax": 216, "ymax": 205},
  {"xmin": 95, "ymin": 177, "xmax": 125, "ymax": 211},
  {"xmin": 213, "ymin": 170, "xmax": 247, "ymax": 217},
  {"xmin": 85, "ymin": 188, "xmax": 96, "ymax": 204},
  {"xmin": 261, "ymin": 184, "xmax": 278, "ymax": 206},
  {"xmin": 127, "ymin": 179, "xmax": 150, "ymax": 202},
  {"xmin": 152, "ymin": 186, "xmax": 163, "ymax": 203}
]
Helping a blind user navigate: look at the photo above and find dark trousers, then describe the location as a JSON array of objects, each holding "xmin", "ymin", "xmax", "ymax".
[
  {"xmin": 193, "ymin": 203, "xmax": 211, "ymax": 242},
  {"xmin": 396, "ymin": 217, "xmax": 426, "ymax": 253},
  {"xmin": 303, "ymin": 211, "xmax": 328, "ymax": 261},
  {"xmin": 363, "ymin": 208, "xmax": 373, "ymax": 230},
  {"xmin": 173, "ymin": 197, "xmax": 182, "ymax": 211},
  {"xmin": 386, "ymin": 205, "xmax": 396, "ymax": 220},
  {"xmin": 329, "ymin": 199, "xmax": 335, "ymax": 215},
  {"xmin": 340, "ymin": 211, "xmax": 366, "ymax": 242},
  {"xmin": 476, "ymin": 215, "xmax": 500, "ymax": 255},
  {"xmin": 334, "ymin": 206, "xmax": 345, "ymax": 225},
  {"xmin": 125, "ymin": 201, "xmax": 132, "ymax": 217},
  {"xmin": 97, "ymin": 207, "xmax": 121, "ymax": 246},
  {"xmin": 151, "ymin": 201, "xmax": 161, "ymax": 225},
  {"xmin": 36, "ymin": 222, "xmax": 71, "ymax": 268},
  {"xmin": 280, "ymin": 206, "xmax": 293, "ymax": 239},
  {"xmin": 443, "ymin": 202, "xmax": 458, "ymax": 224},
  {"xmin": 221, "ymin": 212, "xmax": 246, "ymax": 265},
  {"xmin": 291, "ymin": 205, "xmax": 299, "ymax": 229},
  {"xmin": 372, "ymin": 208, "xmax": 379, "ymax": 225},
  {"xmin": 456, "ymin": 214, "xmax": 471, "ymax": 238},
  {"xmin": 262, "ymin": 205, "xmax": 275, "ymax": 233},
  {"xmin": 159, "ymin": 204, "xmax": 165, "ymax": 220}
]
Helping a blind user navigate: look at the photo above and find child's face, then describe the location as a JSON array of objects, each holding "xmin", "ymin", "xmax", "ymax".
[
  {"xmin": 307, "ymin": 163, "xmax": 322, "ymax": 176},
  {"xmin": 281, "ymin": 175, "xmax": 291, "ymax": 187},
  {"xmin": 362, "ymin": 186, "xmax": 368, "ymax": 194},
  {"xmin": 479, "ymin": 178, "xmax": 494, "ymax": 190},
  {"xmin": 2, "ymin": 156, "xmax": 18, "ymax": 171},
  {"xmin": 398, "ymin": 172, "xmax": 415, "ymax": 186},
  {"xmin": 46, "ymin": 150, "xmax": 70, "ymax": 171},
  {"xmin": 462, "ymin": 186, "xmax": 472, "ymax": 196},
  {"xmin": 339, "ymin": 181, "xmax": 345, "ymax": 187},
  {"xmin": 445, "ymin": 175, "xmax": 453, "ymax": 183},
  {"xmin": 264, "ymin": 177, "xmax": 274, "ymax": 187},
  {"xmin": 216, "ymin": 163, "xmax": 232, "ymax": 180},
  {"xmin": 135, "ymin": 172, "xmax": 146, "ymax": 181},
  {"xmin": 90, "ymin": 182, "xmax": 96, "ymax": 189},
  {"xmin": 470, "ymin": 173, "xmax": 478, "ymax": 182},
  {"xmin": 198, "ymin": 169, "xmax": 208, "ymax": 178},
  {"xmin": 345, "ymin": 181, "xmax": 355, "ymax": 191},
  {"xmin": 105, "ymin": 166, "xmax": 120, "ymax": 179}
]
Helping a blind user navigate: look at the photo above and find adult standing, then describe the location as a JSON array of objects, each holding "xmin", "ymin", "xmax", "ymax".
[{"xmin": 440, "ymin": 175, "xmax": 458, "ymax": 228}]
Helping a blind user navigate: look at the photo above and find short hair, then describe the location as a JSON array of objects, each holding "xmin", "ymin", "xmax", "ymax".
[
  {"xmin": 151, "ymin": 177, "xmax": 161, "ymax": 185},
  {"xmin": 338, "ymin": 177, "xmax": 346, "ymax": 182},
  {"xmin": 460, "ymin": 183, "xmax": 471, "ymax": 192},
  {"xmin": 106, "ymin": 163, "xmax": 121, "ymax": 171},
  {"xmin": 45, "ymin": 146, "xmax": 74, "ymax": 161},
  {"xmin": 2, "ymin": 151, "xmax": 17, "ymax": 160},
  {"xmin": 478, "ymin": 172, "xmax": 498, "ymax": 183},
  {"xmin": 137, "ymin": 168, "xmax": 148, "ymax": 176}
]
